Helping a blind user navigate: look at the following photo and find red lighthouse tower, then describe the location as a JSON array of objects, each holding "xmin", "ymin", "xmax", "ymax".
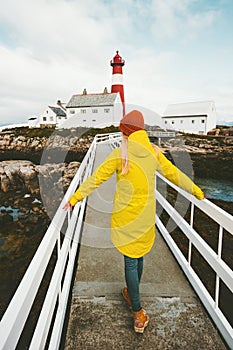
[{"xmin": 110, "ymin": 50, "xmax": 125, "ymax": 116}]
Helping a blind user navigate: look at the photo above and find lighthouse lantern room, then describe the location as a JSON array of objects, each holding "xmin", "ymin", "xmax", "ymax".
[{"xmin": 110, "ymin": 51, "xmax": 125, "ymax": 115}]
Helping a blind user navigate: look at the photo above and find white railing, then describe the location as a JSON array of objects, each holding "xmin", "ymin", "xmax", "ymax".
[
  {"xmin": 0, "ymin": 131, "xmax": 232, "ymax": 349},
  {"xmin": 155, "ymin": 172, "xmax": 233, "ymax": 349},
  {"xmin": 147, "ymin": 130, "xmax": 176, "ymax": 138},
  {"xmin": 0, "ymin": 133, "xmax": 121, "ymax": 350}
]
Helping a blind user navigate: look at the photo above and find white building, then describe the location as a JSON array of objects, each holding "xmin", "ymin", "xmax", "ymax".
[
  {"xmin": 28, "ymin": 117, "xmax": 38, "ymax": 128},
  {"xmin": 65, "ymin": 88, "xmax": 123, "ymax": 128},
  {"xmin": 162, "ymin": 101, "xmax": 216, "ymax": 134},
  {"xmin": 40, "ymin": 101, "xmax": 67, "ymax": 128}
]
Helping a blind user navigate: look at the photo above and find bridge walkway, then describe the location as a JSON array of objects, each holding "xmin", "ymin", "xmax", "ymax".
[{"xmin": 64, "ymin": 142, "xmax": 227, "ymax": 350}]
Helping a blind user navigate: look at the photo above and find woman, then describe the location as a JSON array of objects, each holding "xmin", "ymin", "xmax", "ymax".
[{"xmin": 64, "ymin": 110, "xmax": 204, "ymax": 333}]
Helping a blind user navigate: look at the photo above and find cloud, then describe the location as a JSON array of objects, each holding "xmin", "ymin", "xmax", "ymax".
[
  {"xmin": 150, "ymin": 0, "xmax": 218, "ymax": 40},
  {"xmin": 0, "ymin": 0, "xmax": 136, "ymax": 122},
  {"xmin": 0, "ymin": 43, "xmax": 113, "ymax": 121},
  {"xmin": 0, "ymin": 0, "xmax": 232, "ymax": 124},
  {"xmin": 0, "ymin": 1, "xmax": 111, "ymax": 60}
]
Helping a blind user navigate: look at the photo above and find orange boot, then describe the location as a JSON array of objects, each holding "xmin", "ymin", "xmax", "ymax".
[
  {"xmin": 132, "ymin": 308, "xmax": 149, "ymax": 333},
  {"xmin": 122, "ymin": 287, "xmax": 132, "ymax": 311}
]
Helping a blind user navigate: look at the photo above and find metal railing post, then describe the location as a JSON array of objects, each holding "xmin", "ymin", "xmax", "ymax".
[{"xmin": 188, "ymin": 202, "xmax": 195, "ymax": 266}]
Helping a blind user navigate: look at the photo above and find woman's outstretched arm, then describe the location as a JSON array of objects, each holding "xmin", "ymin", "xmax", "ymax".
[
  {"xmin": 64, "ymin": 148, "xmax": 120, "ymax": 208},
  {"xmin": 154, "ymin": 146, "xmax": 204, "ymax": 200}
]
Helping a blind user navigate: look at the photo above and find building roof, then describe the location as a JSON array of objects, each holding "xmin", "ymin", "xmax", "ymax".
[
  {"xmin": 162, "ymin": 101, "xmax": 215, "ymax": 118},
  {"xmin": 49, "ymin": 106, "xmax": 66, "ymax": 117},
  {"xmin": 66, "ymin": 92, "xmax": 119, "ymax": 108}
]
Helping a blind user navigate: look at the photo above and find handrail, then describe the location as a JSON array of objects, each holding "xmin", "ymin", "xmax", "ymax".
[
  {"xmin": 0, "ymin": 131, "xmax": 232, "ymax": 349},
  {"xmin": 156, "ymin": 172, "xmax": 233, "ymax": 233},
  {"xmin": 155, "ymin": 172, "xmax": 233, "ymax": 349},
  {"xmin": 147, "ymin": 130, "xmax": 176, "ymax": 138}
]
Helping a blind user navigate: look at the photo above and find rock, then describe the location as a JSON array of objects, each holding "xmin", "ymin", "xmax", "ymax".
[
  {"xmin": 0, "ymin": 128, "xmax": 93, "ymax": 156},
  {"xmin": 0, "ymin": 212, "xmax": 13, "ymax": 224},
  {"xmin": 32, "ymin": 206, "xmax": 40, "ymax": 212},
  {"xmin": 0, "ymin": 160, "xmax": 80, "ymax": 194},
  {"xmin": 19, "ymin": 163, "xmax": 36, "ymax": 180},
  {"xmin": 27, "ymin": 214, "xmax": 39, "ymax": 224},
  {"xmin": 0, "ymin": 174, "xmax": 11, "ymax": 192},
  {"xmin": 30, "ymin": 140, "xmax": 40, "ymax": 148},
  {"xmin": 225, "ymin": 138, "xmax": 233, "ymax": 145}
]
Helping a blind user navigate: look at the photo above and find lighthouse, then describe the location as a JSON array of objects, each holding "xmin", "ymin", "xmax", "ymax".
[{"xmin": 110, "ymin": 50, "xmax": 125, "ymax": 116}]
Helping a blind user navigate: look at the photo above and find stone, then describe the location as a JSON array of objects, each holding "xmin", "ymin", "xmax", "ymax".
[
  {"xmin": 0, "ymin": 212, "xmax": 13, "ymax": 224},
  {"xmin": 0, "ymin": 174, "xmax": 11, "ymax": 192},
  {"xmin": 0, "ymin": 160, "xmax": 80, "ymax": 195}
]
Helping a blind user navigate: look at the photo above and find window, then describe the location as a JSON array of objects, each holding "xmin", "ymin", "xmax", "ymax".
[
  {"xmin": 164, "ymin": 121, "xmax": 167, "ymax": 124},
  {"xmin": 50, "ymin": 117, "xmax": 54, "ymax": 121},
  {"xmin": 92, "ymin": 109, "xmax": 98, "ymax": 113},
  {"xmin": 43, "ymin": 117, "xmax": 47, "ymax": 121},
  {"xmin": 201, "ymin": 119, "xmax": 205, "ymax": 124},
  {"xmin": 70, "ymin": 110, "xmax": 75, "ymax": 114},
  {"xmin": 81, "ymin": 109, "xmax": 86, "ymax": 114},
  {"xmin": 83, "ymin": 119, "xmax": 86, "ymax": 122},
  {"xmin": 192, "ymin": 120, "xmax": 195, "ymax": 124},
  {"xmin": 104, "ymin": 108, "xmax": 110, "ymax": 113},
  {"xmin": 172, "ymin": 121, "xmax": 175, "ymax": 124},
  {"xmin": 92, "ymin": 119, "xmax": 96, "ymax": 122},
  {"xmin": 180, "ymin": 120, "xmax": 183, "ymax": 124}
]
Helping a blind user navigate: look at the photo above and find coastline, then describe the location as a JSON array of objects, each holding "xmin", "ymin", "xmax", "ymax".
[{"xmin": 0, "ymin": 123, "xmax": 29, "ymax": 132}]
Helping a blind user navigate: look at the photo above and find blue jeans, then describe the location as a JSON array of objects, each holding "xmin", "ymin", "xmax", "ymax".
[{"xmin": 124, "ymin": 255, "xmax": 144, "ymax": 312}]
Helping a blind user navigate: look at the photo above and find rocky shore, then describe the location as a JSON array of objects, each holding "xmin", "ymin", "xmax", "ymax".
[
  {"xmin": 160, "ymin": 133, "xmax": 233, "ymax": 180},
  {"xmin": 0, "ymin": 127, "xmax": 93, "ymax": 163},
  {"xmin": 1, "ymin": 126, "xmax": 233, "ymax": 179},
  {"xmin": 0, "ymin": 160, "xmax": 80, "ymax": 193},
  {"xmin": 0, "ymin": 160, "xmax": 81, "ymax": 321}
]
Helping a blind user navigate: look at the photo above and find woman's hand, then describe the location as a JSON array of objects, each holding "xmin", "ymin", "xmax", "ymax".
[
  {"xmin": 196, "ymin": 190, "xmax": 205, "ymax": 200},
  {"xmin": 63, "ymin": 201, "xmax": 73, "ymax": 211}
]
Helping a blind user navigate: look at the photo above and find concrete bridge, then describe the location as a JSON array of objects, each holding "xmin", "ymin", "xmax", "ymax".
[
  {"xmin": 64, "ymin": 142, "xmax": 228, "ymax": 350},
  {"xmin": 0, "ymin": 133, "xmax": 232, "ymax": 350}
]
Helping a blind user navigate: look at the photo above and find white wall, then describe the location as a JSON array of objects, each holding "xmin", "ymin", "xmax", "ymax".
[
  {"xmin": 163, "ymin": 115, "xmax": 208, "ymax": 134},
  {"xmin": 162, "ymin": 101, "xmax": 217, "ymax": 134},
  {"xmin": 66, "ymin": 97, "xmax": 123, "ymax": 128},
  {"xmin": 66, "ymin": 106, "xmax": 113, "ymax": 128},
  {"xmin": 163, "ymin": 104, "xmax": 217, "ymax": 134},
  {"xmin": 40, "ymin": 108, "xmax": 57, "ymax": 126},
  {"xmin": 56, "ymin": 116, "xmax": 67, "ymax": 128},
  {"xmin": 28, "ymin": 118, "xmax": 39, "ymax": 128},
  {"xmin": 206, "ymin": 101, "xmax": 217, "ymax": 132}
]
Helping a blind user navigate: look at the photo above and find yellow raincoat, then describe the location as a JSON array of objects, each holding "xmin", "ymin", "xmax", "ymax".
[{"xmin": 69, "ymin": 130, "xmax": 204, "ymax": 258}]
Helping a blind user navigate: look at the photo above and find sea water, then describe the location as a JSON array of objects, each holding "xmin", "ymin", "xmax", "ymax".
[
  {"xmin": 0, "ymin": 206, "xmax": 26, "ymax": 221},
  {"xmin": 195, "ymin": 177, "xmax": 233, "ymax": 202}
]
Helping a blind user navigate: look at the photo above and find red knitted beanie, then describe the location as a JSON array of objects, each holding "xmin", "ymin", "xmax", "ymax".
[{"xmin": 119, "ymin": 110, "xmax": 144, "ymax": 136}]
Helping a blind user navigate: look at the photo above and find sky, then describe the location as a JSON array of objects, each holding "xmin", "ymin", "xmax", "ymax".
[{"xmin": 0, "ymin": 0, "xmax": 233, "ymax": 125}]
